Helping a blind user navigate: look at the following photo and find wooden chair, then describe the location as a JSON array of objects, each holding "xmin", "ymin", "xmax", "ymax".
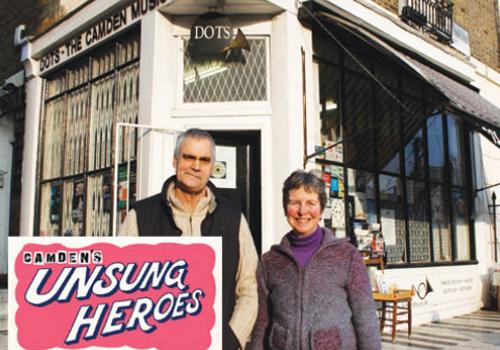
[{"xmin": 372, "ymin": 289, "xmax": 414, "ymax": 343}]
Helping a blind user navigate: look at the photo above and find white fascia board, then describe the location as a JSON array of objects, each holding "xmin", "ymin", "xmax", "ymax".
[
  {"xmin": 23, "ymin": 0, "xmax": 133, "ymax": 60},
  {"xmin": 315, "ymin": 0, "xmax": 476, "ymax": 82}
]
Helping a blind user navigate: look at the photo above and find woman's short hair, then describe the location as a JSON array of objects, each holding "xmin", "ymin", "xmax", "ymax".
[{"xmin": 282, "ymin": 170, "xmax": 327, "ymax": 214}]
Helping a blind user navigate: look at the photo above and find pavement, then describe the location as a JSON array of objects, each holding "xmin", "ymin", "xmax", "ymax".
[
  {"xmin": 0, "ymin": 289, "xmax": 498, "ymax": 350},
  {"xmin": 381, "ymin": 310, "xmax": 500, "ymax": 350}
]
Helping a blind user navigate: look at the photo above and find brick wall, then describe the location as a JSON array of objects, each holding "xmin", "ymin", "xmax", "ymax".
[
  {"xmin": 371, "ymin": 0, "xmax": 500, "ymax": 71},
  {"xmin": 0, "ymin": 0, "xmax": 63, "ymax": 82}
]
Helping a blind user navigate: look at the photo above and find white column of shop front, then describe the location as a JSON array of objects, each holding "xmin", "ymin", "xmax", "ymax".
[
  {"xmin": 137, "ymin": 11, "xmax": 179, "ymax": 198},
  {"xmin": 269, "ymin": 10, "xmax": 314, "ymax": 247},
  {"xmin": 19, "ymin": 55, "xmax": 43, "ymax": 236}
]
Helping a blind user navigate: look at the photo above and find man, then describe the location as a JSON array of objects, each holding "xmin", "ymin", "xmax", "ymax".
[{"xmin": 120, "ymin": 128, "xmax": 258, "ymax": 349}]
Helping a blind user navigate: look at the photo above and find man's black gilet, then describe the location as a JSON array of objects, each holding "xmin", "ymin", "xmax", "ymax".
[{"xmin": 132, "ymin": 177, "xmax": 241, "ymax": 347}]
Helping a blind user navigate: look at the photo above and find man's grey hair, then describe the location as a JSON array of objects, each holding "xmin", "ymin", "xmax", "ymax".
[
  {"xmin": 174, "ymin": 128, "xmax": 216, "ymax": 159},
  {"xmin": 282, "ymin": 170, "xmax": 327, "ymax": 214}
]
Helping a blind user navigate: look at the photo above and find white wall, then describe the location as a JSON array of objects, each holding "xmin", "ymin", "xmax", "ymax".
[{"xmin": 0, "ymin": 115, "xmax": 14, "ymax": 274}]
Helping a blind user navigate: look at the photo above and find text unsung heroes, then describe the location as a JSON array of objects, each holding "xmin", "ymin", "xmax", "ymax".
[{"xmin": 21, "ymin": 252, "xmax": 206, "ymax": 344}]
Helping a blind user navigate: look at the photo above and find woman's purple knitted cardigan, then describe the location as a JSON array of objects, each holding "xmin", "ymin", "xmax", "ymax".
[{"xmin": 248, "ymin": 228, "xmax": 381, "ymax": 350}]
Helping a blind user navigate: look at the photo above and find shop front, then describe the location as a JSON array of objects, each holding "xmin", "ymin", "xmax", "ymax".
[
  {"xmin": 17, "ymin": 0, "xmax": 500, "ymax": 327},
  {"xmin": 302, "ymin": 1, "xmax": 500, "ymax": 323}
]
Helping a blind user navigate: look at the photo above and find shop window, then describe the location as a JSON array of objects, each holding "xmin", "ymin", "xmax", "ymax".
[
  {"xmin": 406, "ymin": 180, "xmax": 431, "ymax": 262},
  {"xmin": 430, "ymin": 184, "xmax": 451, "ymax": 261},
  {"xmin": 38, "ymin": 31, "xmax": 140, "ymax": 237},
  {"xmin": 447, "ymin": 115, "xmax": 466, "ymax": 186},
  {"xmin": 379, "ymin": 175, "xmax": 406, "ymax": 264},
  {"xmin": 313, "ymin": 33, "xmax": 340, "ymax": 65},
  {"xmin": 183, "ymin": 38, "xmax": 267, "ymax": 103},
  {"xmin": 452, "ymin": 189, "xmax": 470, "ymax": 260},
  {"xmin": 427, "ymin": 114, "xmax": 445, "ymax": 182},
  {"xmin": 313, "ymin": 25, "xmax": 473, "ymax": 266}
]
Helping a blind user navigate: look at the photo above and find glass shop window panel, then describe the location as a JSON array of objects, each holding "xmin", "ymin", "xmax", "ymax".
[
  {"xmin": 430, "ymin": 184, "xmax": 451, "ymax": 262},
  {"xmin": 38, "ymin": 32, "xmax": 141, "ymax": 237},
  {"xmin": 348, "ymin": 169, "xmax": 377, "ymax": 250},
  {"xmin": 183, "ymin": 38, "xmax": 267, "ymax": 103},
  {"xmin": 318, "ymin": 63, "xmax": 343, "ymax": 162},
  {"xmin": 447, "ymin": 116, "xmax": 466, "ymax": 186},
  {"xmin": 404, "ymin": 96, "xmax": 425, "ymax": 179},
  {"xmin": 427, "ymin": 114, "xmax": 445, "ymax": 183},
  {"xmin": 39, "ymin": 182, "xmax": 62, "ymax": 236},
  {"xmin": 373, "ymin": 61, "xmax": 398, "ymax": 89},
  {"xmin": 42, "ymin": 96, "xmax": 66, "ymax": 180},
  {"xmin": 406, "ymin": 179, "xmax": 431, "ymax": 263},
  {"xmin": 376, "ymin": 88, "xmax": 400, "ymax": 174},
  {"xmin": 379, "ymin": 175, "xmax": 406, "ymax": 264},
  {"xmin": 343, "ymin": 73, "xmax": 375, "ymax": 169},
  {"xmin": 452, "ymin": 189, "xmax": 470, "ymax": 260},
  {"xmin": 322, "ymin": 165, "xmax": 346, "ymax": 238},
  {"xmin": 402, "ymin": 73, "xmax": 423, "ymax": 99},
  {"xmin": 313, "ymin": 33, "xmax": 340, "ymax": 64},
  {"xmin": 64, "ymin": 87, "xmax": 89, "ymax": 177}
]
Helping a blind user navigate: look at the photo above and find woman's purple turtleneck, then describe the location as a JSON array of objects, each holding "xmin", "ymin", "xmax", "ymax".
[{"xmin": 287, "ymin": 226, "xmax": 323, "ymax": 267}]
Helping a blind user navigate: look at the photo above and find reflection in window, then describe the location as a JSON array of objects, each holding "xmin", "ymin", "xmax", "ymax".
[
  {"xmin": 183, "ymin": 38, "xmax": 267, "ymax": 103},
  {"xmin": 447, "ymin": 116, "xmax": 466, "ymax": 186},
  {"xmin": 427, "ymin": 114, "xmax": 445, "ymax": 182},
  {"xmin": 452, "ymin": 189, "xmax": 470, "ymax": 260},
  {"xmin": 379, "ymin": 175, "xmax": 406, "ymax": 263},
  {"xmin": 407, "ymin": 180, "xmax": 430, "ymax": 262},
  {"xmin": 430, "ymin": 184, "xmax": 451, "ymax": 261}
]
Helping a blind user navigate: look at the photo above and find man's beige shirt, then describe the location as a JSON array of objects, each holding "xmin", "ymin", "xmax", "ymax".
[{"xmin": 119, "ymin": 183, "xmax": 258, "ymax": 349}]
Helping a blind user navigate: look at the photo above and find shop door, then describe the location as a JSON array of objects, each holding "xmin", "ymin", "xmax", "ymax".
[{"xmin": 210, "ymin": 131, "xmax": 261, "ymax": 255}]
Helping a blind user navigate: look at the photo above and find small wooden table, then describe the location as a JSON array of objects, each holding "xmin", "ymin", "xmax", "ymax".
[{"xmin": 372, "ymin": 289, "xmax": 414, "ymax": 343}]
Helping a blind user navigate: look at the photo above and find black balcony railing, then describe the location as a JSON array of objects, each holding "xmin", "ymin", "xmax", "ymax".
[{"xmin": 400, "ymin": 0, "xmax": 453, "ymax": 43}]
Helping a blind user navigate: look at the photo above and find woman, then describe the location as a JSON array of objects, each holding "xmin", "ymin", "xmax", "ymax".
[{"xmin": 249, "ymin": 170, "xmax": 381, "ymax": 350}]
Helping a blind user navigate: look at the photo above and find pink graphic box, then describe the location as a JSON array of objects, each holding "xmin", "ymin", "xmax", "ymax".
[{"xmin": 8, "ymin": 237, "xmax": 222, "ymax": 350}]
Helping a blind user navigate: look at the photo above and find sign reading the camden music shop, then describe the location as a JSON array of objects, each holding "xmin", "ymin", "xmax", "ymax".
[
  {"xmin": 8, "ymin": 237, "xmax": 222, "ymax": 349},
  {"xmin": 39, "ymin": 0, "xmax": 170, "ymax": 73}
]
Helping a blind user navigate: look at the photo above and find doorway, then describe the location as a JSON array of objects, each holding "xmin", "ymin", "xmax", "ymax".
[{"xmin": 210, "ymin": 131, "xmax": 262, "ymax": 255}]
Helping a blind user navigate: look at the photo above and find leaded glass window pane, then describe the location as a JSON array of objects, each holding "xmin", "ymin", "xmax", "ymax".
[{"xmin": 183, "ymin": 38, "xmax": 267, "ymax": 103}]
